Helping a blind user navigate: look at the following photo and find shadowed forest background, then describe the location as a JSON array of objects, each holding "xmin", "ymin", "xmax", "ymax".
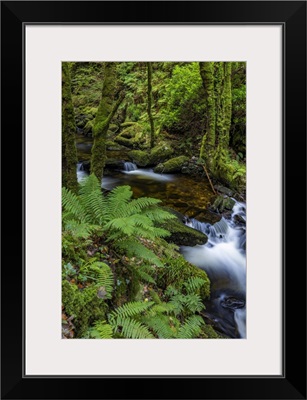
[{"xmin": 62, "ymin": 61, "xmax": 246, "ymax": 339}]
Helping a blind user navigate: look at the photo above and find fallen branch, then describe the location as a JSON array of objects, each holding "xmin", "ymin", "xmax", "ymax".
[{"xmin": 202, "ymin": 164, "xmax": 217, "ymax": 195}]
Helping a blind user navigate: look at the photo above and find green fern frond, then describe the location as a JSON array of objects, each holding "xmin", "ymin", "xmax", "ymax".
[
  {"xmin": 109, "ymin": 301, "xmax": 154, "ymax": 326},
  {"xmin": 183, "ymin": 294, "xmax": 204, "ymax": 313},
  {"xmin": 80, "ymin": 261, "xmax": 114, "ymax": 299},
  {"xmin": 184, "ymin": 277, "xmax": 206, "ymax": 294},
  {"xmin": 142, "ymin": 314, "xmax": 175, "ymax": 338},
  {"xmin": 79, "ymin": 174, "xmax": 108, "ymax": 225},
  {"xmin": 116, "ymin": 239, "xmax": 163, "ymax": 267},
  {"xmin": 177, "ymin": 315, "xmax": 204, "ymax": 339},
  {"xmin": 63, "ymin": 219, "xmax": 97, "ymax": 239},
  {"xmin": 62, "ymin": 187, "xmax": 87, "ymax": 223},
  {"xmin": 134, "ymin": 265, "xmax": 156, "ymax": 284},
  {"xmin": 90, "ymin": 320, "xmax": 113, "ymax": 338},
  {"xmin": 116, "ymin": 317, "xmax": 154, "ymax": 339},
  {"xmin": 125, "ymin": 197, "xmax": 161, "ymax": 215},
  {"xmin": 106, "ymin": 185, "xmax": 133, "ymax": 219}
]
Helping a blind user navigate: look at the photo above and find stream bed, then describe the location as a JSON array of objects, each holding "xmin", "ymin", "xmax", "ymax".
[{"xmin": 76, "ymin": 156, "xmax": 246, "ymax": 338}]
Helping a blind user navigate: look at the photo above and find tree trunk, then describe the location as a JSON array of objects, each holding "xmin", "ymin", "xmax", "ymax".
[
  {"xmin": 219, "ymin": 62, "xmax": 232, "ymax": 148},
  {"xmin": 147, "ymin": 62, "xmax": 155, "ymax": 148},
  {"xmin": 199, "ymin": 62, "xmax": 216, "ymax": 161},
  {"xmin": 91, "ymin": 62, "xmax": 123, "ymax": 180},
  {"xmin": 62, "ymin": 62, "xmax": 78, "ymax": 192}
]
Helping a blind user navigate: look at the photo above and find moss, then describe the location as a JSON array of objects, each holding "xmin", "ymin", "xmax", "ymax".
[
  {"xmin": 84, "ymin": 119, "xmax": 94, "ymax": 135},
  {"xmin": 128, "ymin": 150, "xmax": 150, "ymax": 167},
  {"xmin": 114, "ymin": 123, "xmax": 146, "ymax": 148},
  {"xmin": 154, "ymin": 156, "xmax": 189, "ymax": 173},
  {"xmin": 62, "ymin": 63, "xmax": 78, "ymax": 193},
  {"xmin": 158, "ymin": 217, "xmax": 207, "ymax": 247},
  {"xmin": 211, "ymin": 195, "xmax": 235, "ymax": 213},
  {"xmin": 114, "ymin": 136, "xmax": 135, "ymax": 148},
  {"xmin": 158, "ymin": 254, "xmax": 211, "ymax": 299},
  {"xmin": 149, "ymin": 142, "xmax": 174, "ymax": 165},
  {"xmin": 200, "ymin": 323, "xmax": 222, "ymax": 338},
  {"xmin": 62, "ymin": 279, "xmax": 107, "ymax": 337},
  {"xmin": 91, "ymin": 62, "xmax": 123, "ymax": 180}
]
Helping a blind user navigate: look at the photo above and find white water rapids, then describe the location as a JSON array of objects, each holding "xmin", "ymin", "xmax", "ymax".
[
  {"xmin": 76, "ymin": 161, "xmax": 246, "ymax": 338},
  {"xmin": 181, "ymin": 201, "xmax": 246, "ymax": 338}
]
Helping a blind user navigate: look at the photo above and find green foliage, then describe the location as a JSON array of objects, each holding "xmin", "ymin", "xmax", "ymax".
[
  {"xmin": 159, "ymin": 63, "xmax": 204, "ymax": 130},
  {"xmin": 88, "ymin": 321, "xmax": 113, "ymax": 339},
  {"xmin": 212, "ymin": 147, "xmax": 246, "ymax": 190},
  {"xmin": 79, "ymin": 261, "xmax": 114, "ymax": 299},
  {"xmin": 177, "ymin": 315, "xmax": 204, "ymax": 339},
  {"xmin": 62, "ymin": 279, "xmax": 107, "ymax": 337},
  {"xmin": 62, "ymin": 174, "xmax": 175, "ymax": 267}
]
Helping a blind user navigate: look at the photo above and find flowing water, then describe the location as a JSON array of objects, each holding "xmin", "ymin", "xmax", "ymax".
[
  {"xmin": 182, "ymin": 201, "xmax": 246, "ymax": 338},
  {"xmin": 76, "ymin": 160, "xmax": 246, "ymax": 338}
]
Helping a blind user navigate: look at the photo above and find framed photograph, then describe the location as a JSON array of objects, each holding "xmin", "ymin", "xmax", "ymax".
[{"xmin": 1, "ymin": 1, "xmax": 306, "ymax": 399}]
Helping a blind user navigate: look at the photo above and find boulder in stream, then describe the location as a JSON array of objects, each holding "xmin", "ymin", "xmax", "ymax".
[{"xmin": 153, "ymin": 156, "xmax": 189, "ymax": 173}]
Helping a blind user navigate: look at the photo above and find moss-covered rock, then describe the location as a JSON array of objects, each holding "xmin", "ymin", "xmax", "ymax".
[
  {"xmin": 157, "ymin": 254, "xmax": 210, "ymax": 299},
  {"xmin": 114, "ymin": 136, "xmax": 135, "ymax": 148},
  {"xmin": 105, "ymin": 140, "xmax": 122, "ymax": 151},
  {"xmin": 128, "ymin": 150, "xmax": 150, "ymax": 167},
  {"xmin": 159, "ymin": 216, "xmax": 207, "ymax": 247},
  {"xmin": 149, "ymin": 142, "xmax": 174, "ymax": 165},
  {"xmin": 62, "ymin": 279, "xmax": 107, "ymax": 337},
  {"xmin": 210, "ymin": 195, "xmax": 235, "ymax": 213},
  {"xmin": 105, "ymin": 158, "xmax": 125, "ymax": 169},
  {"xmin": 154, "ymin": 156, "xmax": 189, "ymax": 173}
]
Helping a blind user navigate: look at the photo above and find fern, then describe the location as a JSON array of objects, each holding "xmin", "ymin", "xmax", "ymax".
[
  {"xmin": 62, "ymin": 187, "xmax": 87, "ymax": 223},
  {"xmin": 142, "ymin": 314, "xmax": 175, "ymax": 338},
  {"xmin": 178, "ymin": 315, "xmax": 204, "ymax": 339},
  {"xmin": 184, "ymin": 277, "xmax": 206, "ymax": 294},
  {"xmin": 134, "ymin": 264, "xmax": 156, "ymax": 284},
  {"xmin": 89, "ymin": 321, "xmax": 113, "ymax": 338},
  {"xmin": 80, "ymin": 261, "xmax": 114, "ymax": 299},
  {"xmin": 109, "ymin": 301, "xmax": 154, "ymax": 326},
  {"xmin": 116, "ymin": 317, "xmax": 154, "ymax": 339}
]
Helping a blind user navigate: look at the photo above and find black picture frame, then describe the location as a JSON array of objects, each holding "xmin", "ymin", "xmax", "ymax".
[{"xmin": 1, "ymin": 1, "xmax": 306, "ymax": 399}]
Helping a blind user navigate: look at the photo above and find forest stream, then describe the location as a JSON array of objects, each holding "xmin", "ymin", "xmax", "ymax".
[{"xmin": 76, "ymin": 145, "xmax": 246, "ymax": 338}]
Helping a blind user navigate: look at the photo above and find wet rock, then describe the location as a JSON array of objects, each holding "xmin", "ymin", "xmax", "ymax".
[
  {"xmin": 153, "ymin": 156, "xmax": 189, "ymax": 173},
  {"xmin": 158, "ymin": 213, "xmax": 208, "ymax": 247},
  {"xmin": 105, "ymin": 158, "xmax": 125, "ymax": 169},
  {"xmin": 128, "ymin": 150, "xmax": 150, "ymax": 167},
  {"xmin": 214, "ymin": 185, "xmax": 234, "ymax": 197},
  {"xmin": 234, "ymin": 214, "xmax": 246, "ymax": 225},
  {"xmin": 148, "ymin": 142, "xmax": 174, "ymax": 165},
  {"xmin": 210, "ymin": 195, "xmax": 235, "ymax": 213},
  {"xmin": 221, "ymin": 297, "xmax": 245, "ymax": 311}
]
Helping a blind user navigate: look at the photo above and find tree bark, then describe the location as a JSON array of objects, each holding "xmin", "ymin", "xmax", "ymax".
[
  {"xmin": 220, "ymin": 62, "xmax": 232, "ymax": 148},
  {"xmin": 199, "ymin": 62, "xmax": 216, "ymax": 161},
  {"xmin": 91, "ymin": 62, "xmax": 124, "ymax": 180},
  {"xmin": 62, "ymin": 62, "xmax": 78, "ymax": 192},
  {"xmin": 147, "ymin": 62, "xmax": 155, "ymax": 148}
]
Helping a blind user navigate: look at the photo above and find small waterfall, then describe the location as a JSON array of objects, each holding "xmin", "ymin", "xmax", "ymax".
[
  {"xmin": 181, "ymin": 199, "xmax": 247, "ymax": 338},
  {"xmin": 123, "ymin": 162, "xmax": 138, "ymax": 172},
  {"xmin": 76, "ymin": 162, "xmax": 88, "ymax": 182},
  {"xmin": 234, "ymin": 308, "xmax": 246, "ymax": 338}
]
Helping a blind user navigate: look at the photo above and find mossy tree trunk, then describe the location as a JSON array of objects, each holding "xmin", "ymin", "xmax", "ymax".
[
  {"xmin": 199, "ymin": 62, "xmax": 233, "ymax": 161},
  {"xmin": 91, "ymin": 62, "xmax": 124, "ymax": 180},
  {"xmin": 219, "ymin": 62, "xmax": 232, "ymax": 148},
  {"xmin": 147, "ymin": 62, "xmax": 155, "ymax": 148},
  {"xmin": 62, "ymin": 62, "xmax": 78, "ymax": 193},
  {"xmin": 199, "ymin": 62, "xmax": 216, "ymax": 163}
]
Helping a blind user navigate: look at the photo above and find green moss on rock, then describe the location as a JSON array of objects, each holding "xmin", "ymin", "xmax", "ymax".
[
  {"xmin": 62, "ymin": 279, "xmax": 107, "ymax": 337},
  {"xmin": 157, "ymin": 254, "xmax": 211, "ymax": 299},
  {"xmin": 159, "ymin": 217, "xmax": 207, "ymax": 247},
  {"xmin": 149, "ymin": 142, "xmax": 174, "ymax": 165},
  {"xmin": 128, "ymin": 150, "xmax": 150, "ymax": 167},
  {"xmin": 154, "ymin": 156, "xmax": 189, "ymax": 173}
]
